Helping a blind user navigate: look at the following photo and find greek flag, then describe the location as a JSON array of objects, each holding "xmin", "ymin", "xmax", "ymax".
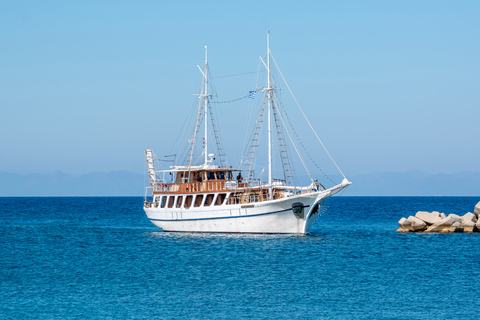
[{"xmin": 248, "ymin": 91, "xmax": 256, "ymax": 99}]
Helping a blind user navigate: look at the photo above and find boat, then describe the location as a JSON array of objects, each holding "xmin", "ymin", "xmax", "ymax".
[{"xmin": 143, "ymin": 34, "xmax": 351, "ymax": 234}]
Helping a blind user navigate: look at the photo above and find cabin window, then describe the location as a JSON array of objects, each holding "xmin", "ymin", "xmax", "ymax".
[
  {"xmin": 249, "ymin": 193, "xmax": 259, "ymax": 203},
  {"xmin": 176, "ymin": 196, "xmax": 183, "ymax": 208},
  {"xmin": 228, "ymin": 193, "xmax": 237, "ymax": 205},
  {"xmin": 227, "ymin": 172, "xmax": 233, "ymax": 180},
  {"xmin": 185, "ymin": 195, "xmax": 193, "ymax": 208},
  {"xmin": 215, "ymin": 193, "xmax": 226, "ymax": 206},
  {"xmin": 167, "ymin": 196, "xmax": 175, "ymax": 208},
  {"xmin": 160, "ymin": 196, "xmax": 167, "ymax": 208},
  {"xmin": 205, "ymin": 194, "xmax": 214, "ymax": 206},
  {"xmin": 194, "ymin": 195, "xmax": 204, "ymax": 207},
  {"xmin": 207, "ymin": 171, "xmax": 216, "ymax": 180},
  {"xmin": 216, "ymin": 171, "xmax": 225, "ymax": 180},
  {"xmin": 192, "ymin": 172, "xmax": 201, "ymax": 182}
]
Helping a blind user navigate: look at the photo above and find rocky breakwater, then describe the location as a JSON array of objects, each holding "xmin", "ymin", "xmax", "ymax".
[{"xmin": 397, "ymin": 201, "xmax": 480, "ymax": 233}]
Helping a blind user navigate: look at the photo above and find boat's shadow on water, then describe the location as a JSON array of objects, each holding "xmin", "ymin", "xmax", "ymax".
[{"xmin": 142, "ymin": 230, "xmax": 327, "ymax": 241}]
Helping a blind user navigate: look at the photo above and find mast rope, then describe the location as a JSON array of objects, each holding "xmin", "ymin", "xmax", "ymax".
[
  {"xmin": 270, "ymin": 52, "xmax": 347, "ymax": 179},
  {"xmin": 276, "ymin": 97, "xmax": 336, "ymax": 185},
  {"xmin": 210, "ymin": 91, "xmax": 258, "ymax": 104},
  {"xmin": 273, "ymin": 95, "xmax": 313, "ymax": 183}
]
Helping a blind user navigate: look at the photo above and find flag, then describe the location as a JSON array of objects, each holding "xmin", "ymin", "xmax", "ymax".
[{"xmin": 248, "ymin": 91, "xmax": 256, "ymax": 99}]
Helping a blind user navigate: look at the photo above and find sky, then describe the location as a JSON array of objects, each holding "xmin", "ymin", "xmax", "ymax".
[{"xmin": 1, "ymin": 0, "xmax": 479, "ymax": 179}]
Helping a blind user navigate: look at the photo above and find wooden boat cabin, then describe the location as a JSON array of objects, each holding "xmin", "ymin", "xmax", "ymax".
[{"xmin": 146, "ymin": 166, "xmax": 286, "ymax": 209}]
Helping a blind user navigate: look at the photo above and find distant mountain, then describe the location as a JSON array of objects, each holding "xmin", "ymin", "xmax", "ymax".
[
  {"xmin": 0, "ymin": 171, "xmax": 145, "ymax": 196},
  {"xmin": 0, "ymin": 170, "xmax": 479, "ymax": 196},
  {"xmin": 343, "ymin": 171, "xmax": 480, "ymax": 196}
]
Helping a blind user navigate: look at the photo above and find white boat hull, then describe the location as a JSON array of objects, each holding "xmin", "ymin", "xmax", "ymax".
[{"xmin": 144, "ymin": 192, "xmax": 328, "ymax": 234}]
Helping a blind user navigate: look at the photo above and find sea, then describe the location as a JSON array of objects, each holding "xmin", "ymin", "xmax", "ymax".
[{"xmin": 1, "ymin": 196, "xmax": 479, "ymax": 319}]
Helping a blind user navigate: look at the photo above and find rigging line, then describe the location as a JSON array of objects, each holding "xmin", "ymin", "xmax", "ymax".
[
  {"xmin": 171, "ymin": 70, "xmax": 206, "ymax": 160},
  {"xmin": 275, "ymin": 94, "xmax": 335, "ymax": 185},
  {"xmin": 271, "ymin": 101, "xmax": 295, "ymax": 186},
  {"xmin": 256, "ymin": 166, "xmax": 265, "ymax": 180},
  {"xmin": 242, "ymin": 95, "xmax": 268, "ymax": 165},
  {"xmin": 169, "ymin": 96, "xmax": 199, "ymax": 158},
  {"xmin": 208, "ymin": 102, "xmax": 227, "ymax": 168},
  {"xmin": 255, "ymin": 58, "xmax": 263, "ymax": 90},
  {"xmin": 186, "ymin": 93, "xmax": 206, "ymax": 168},
  {"xmin": 241, "ymin": 57, "xmax": 267, "ymax": 166},
  {"xmin": 274, "ymin": 97, "xmax": 313, "ymax": 183},
  {"xmin": 210, "ymin": 94, "xmax": 250, "ymax": 104},
  {"xmin": 211, "ymin": 70, "xmax": 266, "ymax": 79},
  {"xmin": 193, "ymin": 150, "xmax": 204, "ymax": 166},
  {"xmin": 240, "ymin": 58, "xmax": 263, "ymax": 166},
  {"xmin": 207, "ymin": 65, "xmax": 219, "ymax": 98},
  {"xmin": 186, "ymin": 136, "xmax": 205, "ymax": 167},
  {"xmin": 270, "ymin": 52, "xmax": 346, "ymax": 179},
  {"xmin": 239, "ymin": 95, "xmax": 256, "ymax": 166}
]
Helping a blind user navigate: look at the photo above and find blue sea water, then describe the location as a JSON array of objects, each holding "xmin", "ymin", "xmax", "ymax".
[{"xmin": 1, "ymin": 196, "xmax": 480, "ymax": 319}]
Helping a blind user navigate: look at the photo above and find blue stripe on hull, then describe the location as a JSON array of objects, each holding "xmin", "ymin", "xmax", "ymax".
[{"xmin": 147, "ymin": 205, "xmax": 310, "ymax": 222}]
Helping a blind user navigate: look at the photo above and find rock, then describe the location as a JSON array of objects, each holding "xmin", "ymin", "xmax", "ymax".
[
  {"xmin": 462, "ymin": 220, "xmax": 475, "ymax": 233},
  {"xmin": 415, "ymin": 211, "xmax": 442, "ymax": 225},
  {"xmin": 461, "ymin": 212, "xmax": 477, "ymax": 224},
  {"xmin": 397, "ymin": 202, "xmax": 480, "ymax": 233},
  {"xmin": 447, "ymin": 213, "xmax": 462, "ymax": 224},
  {"xmin": 475, "ymin": 222, "xmax": 480, "ymax": 232},
  {"xmin": 407, "ymin": 216, "xmax": 427, "ymax": 231},
  {"xmin": 425, "ymin": 217, "xmax": 455, "ymax": 232},
  {"xmin": 475, "ymin": 202, "xmax": 480, "ymax": 219},
  {"xmin": 448, "ymin": 222, "xmax": 463, "ymax": 233},
  {"xmin": 398, "ymin": 217, "xmax": 412, "ymax": 232}
]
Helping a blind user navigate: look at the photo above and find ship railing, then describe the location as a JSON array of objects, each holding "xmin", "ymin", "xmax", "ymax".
[
  {"xmin": 226, "ymin": 192, "xmax": 263, "ymax": 205},
  {"xmin": 155, "ymin": 183, "xmax": 178, "ymax": 192},
  {"xmin": 144, "ymin": 186, "xmax": 153, "ymax": 207},
  {"xmin": 189, "ymin": 181, "xmax": 230, "ymax": 192},
  {"xmin": 154, "ymin": 180, "xmax": 263, "ymax": 194},
  {"xmin": 244, "ymin": 178, "xmax": 261, "ymax": 188},
  {"xmin": 272, "ymin": 179, "xmax": 286, "ymax": 186}
]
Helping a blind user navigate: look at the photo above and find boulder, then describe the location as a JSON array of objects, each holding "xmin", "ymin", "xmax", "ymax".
[
  {"xmin": 397, "ymin": 202, "xmax": 480, "ymax": 233},
  {"xmin": 461, "ymin": 212, "xmax": 477, "ymax": 224},
  {"xmin": 406, "ymin": 216, "xmax": 427, "ymax": 231},
  {"xmin": 475, "ymin": 202, "xmax": 480, "ymax": 219},
  {"xmin": 398, "ymin": 217, "xmax": 413, "ymax": 232},
  {"xmin": 425, "ymin": 217, "xmax": 455, "ymax": 232},
  {"xmin": 448, "ymin": 222, "xmax": 463, "ymax": 233},
  {"xmin": 462, "ymin": 220, "xmax": 475, "ymax": 233},
  {"xmin": 415, "ymin": 211, "xmax": 442, "ymax": 225},
  {"xmin": 447, "ymin": 213, "xmax": 462, "ymax": 224}
]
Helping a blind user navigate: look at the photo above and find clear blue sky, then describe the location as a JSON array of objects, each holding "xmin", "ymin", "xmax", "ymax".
[{"xmin": 1, "ymin": 0, "xmax": 479, "ymax": 177}]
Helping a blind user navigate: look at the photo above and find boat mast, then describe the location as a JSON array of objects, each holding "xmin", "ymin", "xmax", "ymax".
[
  {"xmin": 203, "ymin": 46, "xmax": 208, "ymax": 165},
  {"xmin": 190, "ymin": 46, "xmax": 209, "ymax": 171},
  {"xmin": 267, "ymin": 32, "xmax": 272, "ymax": 200}
]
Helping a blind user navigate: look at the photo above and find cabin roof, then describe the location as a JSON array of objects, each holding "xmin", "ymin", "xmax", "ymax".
[{"xmin": 157, "ymin": 165, "xmax": 241, "ymax": 173}]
